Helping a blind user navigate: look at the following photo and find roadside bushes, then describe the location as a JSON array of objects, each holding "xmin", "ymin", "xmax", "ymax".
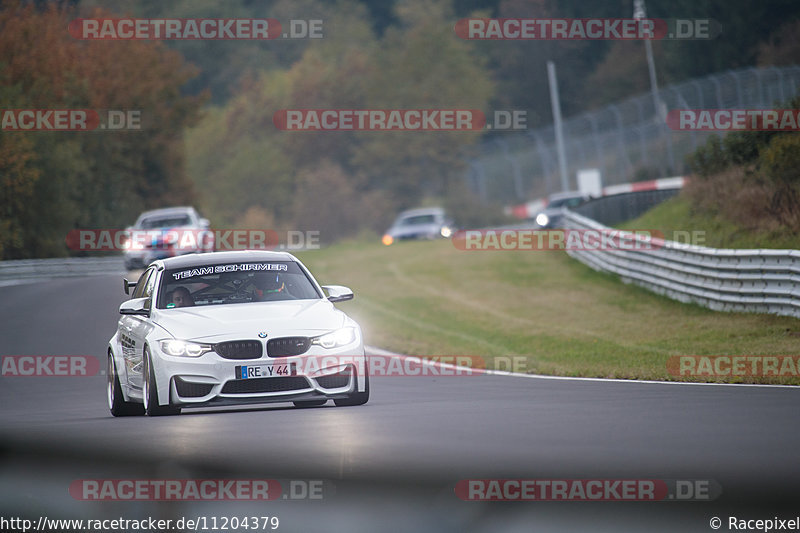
[
  {"xmin": 684, "ymin": 95, "xmax": 800, "ymax": 233},
  {"xmin": 759, "ymin": 134, "xmax": 800, "ymax": 228}
]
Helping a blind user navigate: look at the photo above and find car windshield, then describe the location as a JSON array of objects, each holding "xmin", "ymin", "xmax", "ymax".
[
  {"xmin": 398, "ymin": 214, "xmax": 437, "ymax": 226},
  {"xmin": 157, "ymin": 261, "xmax": 321, "ymax": 309},
  {"xmin": 139, "ymin": 215, "xmax": 193, "ymax": 229}
]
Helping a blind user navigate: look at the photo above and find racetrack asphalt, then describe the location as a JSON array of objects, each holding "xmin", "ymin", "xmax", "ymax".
[{"xmin": 1, "ymin": 274, "xmax": 798, "ymax": 532}]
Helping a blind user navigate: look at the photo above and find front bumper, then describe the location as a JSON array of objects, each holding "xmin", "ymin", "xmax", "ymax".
[{"xmin": 153, "ymin": 344, "xmax": 366, "ymax": 408}]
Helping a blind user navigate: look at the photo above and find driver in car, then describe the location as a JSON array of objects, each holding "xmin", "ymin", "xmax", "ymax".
[
  {"xmin": 168, "ymin": 286, "xmax": 194, "ymax": 307},
  {"xmin": 254, "ymin": 273, "xmax": 286, "ymax": 301}
]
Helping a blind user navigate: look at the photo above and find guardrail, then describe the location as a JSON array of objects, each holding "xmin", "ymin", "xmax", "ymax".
[
  {"xmin": 570, "ymin": 188, "xmax": 681, "ymax": 227},
  {"xmin": 563, "ymin": 210, "xmax": 800, "ymax": 319},
  {"xmin": 0, "ymin": 256, "xmax": 125, "ymax": 284},
  {"xmin": 506, "ymin": 176, "xmax": 685, "ymax": 220}
]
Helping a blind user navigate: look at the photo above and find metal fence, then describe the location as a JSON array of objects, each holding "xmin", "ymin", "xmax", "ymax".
[
  {"xmin": 466, "ymin": 65, "xmax": 800, "ymax": 205},
  {"xmin": 563, "ymin": 209, "xmax": 800, "ymax": 320}
]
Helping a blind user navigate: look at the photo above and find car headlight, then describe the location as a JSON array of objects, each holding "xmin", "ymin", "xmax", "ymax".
[
  {"xmin": 440, "ymin": 226, "xmax": 452, "ymax": 238},
  {"xmin": 159, "ymin": 339, "xmax": 213, "ymax": 357},
  {"xmin": 311, "ymin": 327, "xmax": 357, "ymax": 349},
  {"xmin": 535, "ymin": 213, "xmax": 549, "ymax": 227}
]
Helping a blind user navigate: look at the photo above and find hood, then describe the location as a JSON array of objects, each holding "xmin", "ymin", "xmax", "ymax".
[{"xmin": 152, "ymin": 299, "xmax": 346, "ymax": 341}]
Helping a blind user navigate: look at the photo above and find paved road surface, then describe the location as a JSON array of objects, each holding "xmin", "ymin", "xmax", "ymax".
[{"xmin": 1, "ymin": 275, "xmax": 798, "ymax": 532}]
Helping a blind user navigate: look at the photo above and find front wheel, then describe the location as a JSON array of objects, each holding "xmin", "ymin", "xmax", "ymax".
[
  {"xmin": 108, "ymin": 353, "xmax": 144, "ymax": 417},
  {"xmin": 142, "ymin": 349, "xmax": 181, "ymax": 416},
  {"xmin": 334, "ymin": 371, "xmax": 369, "ymax": 407}
]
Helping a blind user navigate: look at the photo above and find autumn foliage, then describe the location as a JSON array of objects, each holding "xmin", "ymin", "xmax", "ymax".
[{"xmin": 0, "ymin": 1, "xmax": 204, "ymax": 258}]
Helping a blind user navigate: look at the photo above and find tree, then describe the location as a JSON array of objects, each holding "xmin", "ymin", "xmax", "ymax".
[
  {"xmin": 186, "ymin": 0, "xmax": 494, "ymax": 235},
  {"xmin": 0, "ymin": 1, "xmax": 204, "ymax": 258},
  {"xmin": 354, "ymin": 0, "xmax": 494, "ymax": 204}
]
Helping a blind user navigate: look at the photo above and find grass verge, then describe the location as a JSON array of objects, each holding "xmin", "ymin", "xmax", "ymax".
[
  {"xmin": 297, "ymin": 238, "xmax": 800, "ymax": 385},
  {"xmin": 618, "ymin": 195, "xmax": 800, "ymax": 249}
]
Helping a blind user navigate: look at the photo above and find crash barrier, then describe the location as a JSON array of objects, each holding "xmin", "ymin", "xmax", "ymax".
[
  {"xmin": 563, "ymin": 210, "xmax": 800, "ymax": 319},
  {"xmin": 506, "ymin": 176, "xmax": 685, "ymax": 220},
  {"xmin": 569, "ymin": 188, "xmax": 681, "ymax": 227},
  {"xmin": 0, "ymin": 257, "xmax": 125, "ymax": 283}
]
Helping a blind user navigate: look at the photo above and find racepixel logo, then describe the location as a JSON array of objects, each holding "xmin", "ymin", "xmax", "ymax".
[
  {"xmin": 273, "ymin": 109, "xmax": 487, "ymax": 131},
  {"xmin": 455, "ymin": 479, "xmax": 720, "ymax": 501},
  {"xmin": 452, "ymin": 229, "xmax": 665, "ymax": 251},
  {"xmin": 454, "ymin": 18, "xmax": 719, "ymax": 40},
  {"xmin": 1, "ymin": 355, "xmax": 100, "ymax": 377},
  {"xmin": 0, "ymin": 109, "xmax": 141, "ymax": 131},
  {"xmin": 68, "ymin": 18, "xmax": 323, "ymax": 40},
  {"xmin": 69, "ymin": 479, "xmax": 328, "ymax": 501},
  {"xmin": 667, "ymin": 109, "xmax": 800, "ymax": 131},
  {"xmin": 667, "ymin": 356, "xmax": 800, "ymax": 377}
]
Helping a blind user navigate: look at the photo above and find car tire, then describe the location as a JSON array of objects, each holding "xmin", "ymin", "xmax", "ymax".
[
  {"xmin": 142, "ymin": 348, "xmax": 181, "ymax": 416},
  {"xmin": 333, "ymin": 370, "xmax": 369, "ymax": 407},
  {"xmin": 293, "ymin": 400, "xmax": 327, "ymax": 408},
  {"xmin": 108, "ymin": 353, "xmax": 144, "ymax": 417}
]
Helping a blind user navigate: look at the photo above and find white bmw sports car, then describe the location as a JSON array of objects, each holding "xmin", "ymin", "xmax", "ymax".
[{"xmin": 107, "ymin": 250, "xmax": 368, "ymax": 416}]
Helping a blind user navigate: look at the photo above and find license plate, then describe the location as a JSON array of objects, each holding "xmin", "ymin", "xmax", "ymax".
[{"xmin": 235, "ymin": 363, "xmax": 295, "ymax": 379}]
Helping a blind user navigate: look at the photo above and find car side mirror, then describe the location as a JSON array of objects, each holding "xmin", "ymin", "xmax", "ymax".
[
  {"xmin": 119, "ymin": 297, "xmax": 150, "ymax": 317},
  {"xmin": 123, "ymin": 278, "xmax": 137, "ymax": 295},
  {"xmin": 321, "ymin": 285, "xmax": 354, "ymax": 303}
]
